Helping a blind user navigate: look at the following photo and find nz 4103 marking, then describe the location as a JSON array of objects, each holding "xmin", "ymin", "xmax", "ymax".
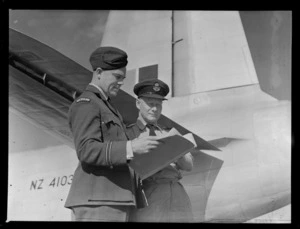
[{"xmin": 30, "ymin": 174, "xmax": 73, "ymax": 190}]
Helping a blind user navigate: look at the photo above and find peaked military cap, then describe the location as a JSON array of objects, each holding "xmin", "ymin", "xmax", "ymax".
[
  {"xmin": 134, "ymin": 79, "xmax": 169, "ymax": 100},
  {"xmin": 89, "ymin": 46, "xmax": 128, "ymax": 71}
]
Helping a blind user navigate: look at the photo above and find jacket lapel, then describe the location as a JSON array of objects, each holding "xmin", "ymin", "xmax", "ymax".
[
  {"xmin": 86, "ymin": 85, "xmax": 121, "ymax": 118},
  {"xmin": 105, "ymin": 100, "xmax": 128, "ymax": 137},
  {"xmin": 85, "ymin": 85, "xmax": 128, "ymax": 137},
  {"xmin": 106, "ymin": 99, "xmax": 121, "ymax": 119}
]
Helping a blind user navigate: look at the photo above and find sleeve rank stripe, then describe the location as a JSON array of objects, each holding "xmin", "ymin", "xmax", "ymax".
[
  {"xmin": 105, "ymin": 141, "xmax": 110, "ymax": 166},
  {"xmin": 108, "ymin": 141, "xmax": 113, "ymax": 168}
]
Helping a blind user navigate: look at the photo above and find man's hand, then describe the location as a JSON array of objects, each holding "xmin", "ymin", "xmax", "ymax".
[
  {"xmin": 131, "ymin": 136, "xmax": 161, "ymax": 155},
  {"xmin": 176, "ymin": 152, "xmax": 194, "ymax": 171}
]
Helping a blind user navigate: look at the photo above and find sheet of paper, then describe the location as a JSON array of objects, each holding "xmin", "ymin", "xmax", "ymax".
[
  {"xmin": 183, "ymin": 133, "xmax": 197, "ymax": 147},
  {"xmin": 166, "ymin": 128, "xmax": 197, "ymax": 147},
  {"xmin": 166, "ymin": 127, "xmax": 181, "ymax": 137},
  {"xmin": 129, "ymin": 135, "xmax": 195, "ymax": 180}
]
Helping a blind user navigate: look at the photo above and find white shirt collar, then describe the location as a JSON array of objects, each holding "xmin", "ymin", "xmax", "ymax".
[
  {"xmin": 89, "ymin": 83, "xmax": 108, "ymax": 101},
  {"xmin": 137, "ymin": 115, "xmax": 159, "ymax": 129}
]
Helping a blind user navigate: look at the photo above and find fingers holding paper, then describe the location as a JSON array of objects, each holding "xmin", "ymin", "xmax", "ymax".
[{"xmin": 131, "ymin": 136, "xmax": 161, "ymax": 155}]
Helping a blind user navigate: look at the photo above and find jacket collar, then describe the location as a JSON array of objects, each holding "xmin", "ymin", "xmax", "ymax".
[
  {"xmin": 86, "ymin": 84, "xmax": 122, "ymax": 119},
  {"xmin": 136, "ymin": 117, "xmax": 160, "ymax": 131},
  {"xmin": 86, "ymin": 83, "xmax": 108, "ymax": 101},
  {"xmin": 136, "ymin": 118, "xmax": 146, "ymax": 130}
]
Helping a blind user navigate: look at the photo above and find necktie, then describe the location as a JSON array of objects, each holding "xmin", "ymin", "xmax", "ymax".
[{"xmin": 147, "ymin": 124, "xmax": 156, "ymax": 136}]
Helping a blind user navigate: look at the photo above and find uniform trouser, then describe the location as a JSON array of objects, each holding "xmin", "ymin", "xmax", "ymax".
[
  {"xmin": 130, "ymin": 180, "xmax": 194, "ymax": 222},
  {"xmin": 71, "ymin": 205, "xmax": 133, "ymax": 222}
]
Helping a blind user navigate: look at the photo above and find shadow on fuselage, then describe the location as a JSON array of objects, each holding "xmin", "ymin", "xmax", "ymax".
[{"xmin": 180, "ymin": 149, "xmax": 224, "ymax": 222}]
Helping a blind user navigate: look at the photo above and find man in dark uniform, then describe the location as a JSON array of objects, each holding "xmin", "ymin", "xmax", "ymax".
[
  {"xmin": 127, "ymin": 79, "xmax": 194, "ymax": 222},
  {"xmin": 65, "ymin": 47, "xmax": 160, "ymax": 221}
]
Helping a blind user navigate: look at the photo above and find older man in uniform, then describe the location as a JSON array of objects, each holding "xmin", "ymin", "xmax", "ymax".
[
  {"xmin": 65, "ymin": 47, "xmax": 160, "ymax": 221},
  {"xmin": 127, "ymin": 79, "xmax": 194, "ymax": 222}
]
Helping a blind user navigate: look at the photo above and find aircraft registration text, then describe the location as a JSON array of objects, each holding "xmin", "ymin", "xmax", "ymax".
[{"xmin": 30, "ymin": 174, "xmax": 73, "ymax": 190}]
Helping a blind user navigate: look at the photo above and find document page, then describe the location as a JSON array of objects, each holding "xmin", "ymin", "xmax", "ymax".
[{"xmin": 129, "ymin": 129, "xmax": 195, "ymax": 180}]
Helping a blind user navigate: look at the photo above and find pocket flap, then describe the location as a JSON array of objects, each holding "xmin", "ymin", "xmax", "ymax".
[{"xmin": 101, "ymin": 113, "xmax": 119, "ymax": 126}]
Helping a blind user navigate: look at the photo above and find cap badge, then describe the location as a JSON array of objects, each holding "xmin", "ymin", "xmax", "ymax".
[{"xmin": 153, "ymin": 83, "xmax": 161, "ymax": 92}]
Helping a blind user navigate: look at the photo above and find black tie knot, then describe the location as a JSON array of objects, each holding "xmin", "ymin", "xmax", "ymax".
[{"xmin": 146, "ymin": 124, "xmax": 156, "ymax": 136}]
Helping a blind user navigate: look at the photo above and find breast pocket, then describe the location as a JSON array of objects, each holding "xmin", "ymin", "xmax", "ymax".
[{"xmin": 100, "ymin": 113, "xmax": 123, "ymax": 140}]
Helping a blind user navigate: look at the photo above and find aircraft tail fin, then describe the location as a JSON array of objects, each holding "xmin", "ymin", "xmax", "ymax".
[
  {"xmin": 101, "ymin": 11, "xmax": 259, "ymax": 98},
  {"xmin": 172, "ymin": 11, "xmax": 259, "ymax": 96}
]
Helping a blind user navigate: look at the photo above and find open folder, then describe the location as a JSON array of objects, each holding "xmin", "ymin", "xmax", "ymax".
[{"xmin": 129, "ymin": 128, "xmax": 196, "ymax": 180}]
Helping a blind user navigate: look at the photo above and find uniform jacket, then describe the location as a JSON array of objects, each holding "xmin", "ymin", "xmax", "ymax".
[
  {"xmin": 126, "ymin": 118, "xmax": 168, "ymax": 141},
  {"xmin": 126, "ymin": 119, "xmax": 194, "ymax": 222},
  {"xmin": 126, "ymin": 119, "xmax": 183, "ymax": 184},
  {"xmin": 65, "ymin": 84, "xmax": 138, "ymax": 208}
]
